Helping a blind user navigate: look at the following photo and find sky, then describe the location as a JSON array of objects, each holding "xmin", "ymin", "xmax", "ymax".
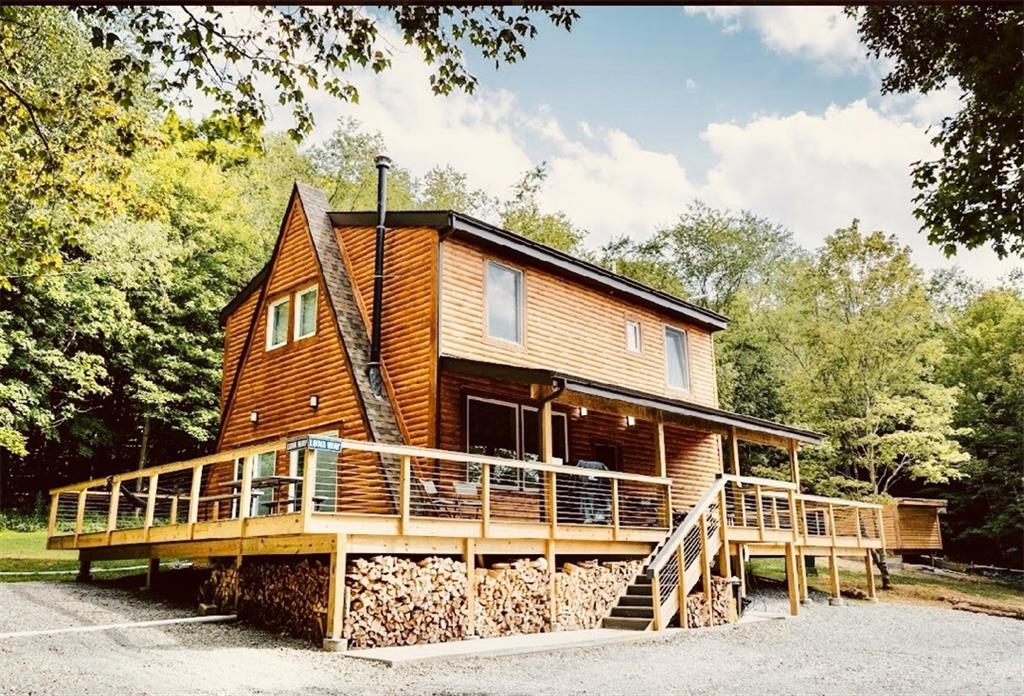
[{"xmin": 252, "ymin": 6, "xmax": 1019, "ymax": 283}]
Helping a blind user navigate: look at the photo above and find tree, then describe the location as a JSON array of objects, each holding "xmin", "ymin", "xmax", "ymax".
[
  {"xmin": 501, "ymin": 165, "xmax": 585, "ymax": 253},
  {"xmin": 937, "ymin": 289, "xmax": 1024, "ymax": 566},
  {"xmin": 778, "ymin": 223, "xmax": 969, "ymax": 586},
  {"xmin": 419, "ymin": 165, "xmax": 493, "ymax": 218},
  {"xmin": 849, "ymin": 6, "xmax": 1024, "ymax": 258}
]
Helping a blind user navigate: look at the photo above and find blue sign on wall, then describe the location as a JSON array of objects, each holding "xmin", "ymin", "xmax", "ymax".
[{"xmin": 286, "ymin": 435, "xmax": 343, "ymax": 453}]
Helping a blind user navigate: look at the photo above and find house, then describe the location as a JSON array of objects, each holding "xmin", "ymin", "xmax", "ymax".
[
  {"xmin": 881, "ymin": 498, "xmax": 946, "ymax": 561},
  {"xmin": 47, "ymin": 170, "xmax": 884, "ymax": 649}
]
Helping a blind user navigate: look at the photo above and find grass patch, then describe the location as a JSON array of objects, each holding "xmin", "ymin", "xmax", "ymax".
[
  {"xmin": 749, "ymin": 557, "xmax": 1024, "ymax": 612},
  {"xmin": 0, "ymin": 529, "xmax": 147, "ymax": 582}
]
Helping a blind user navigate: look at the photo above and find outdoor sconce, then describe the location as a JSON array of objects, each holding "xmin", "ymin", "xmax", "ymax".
[
  {"xmin": 626, "ymin": 415, "xmax": 636, "ymax": 427},
  {"xmin": 309, "ymin": 395, "xmax": 319, "ymax": 409},
  {"xmin": 249, "ymin": 411, "xmax": 259, "ymax": 424},
  {"xmin": 578, "ymin": 407, "xmax": 588, "ymax": 417}
]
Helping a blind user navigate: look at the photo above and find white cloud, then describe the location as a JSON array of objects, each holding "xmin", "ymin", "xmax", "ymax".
[
  {"xmin": 699, "ymin": 100, "xmax": 1013, "ymax": 280},
  {"xmin": 687, "ymin": 7, "xmax": 866, "ymax": 72},
  {"xmin": 685, "ymin": 78, "xmax": 697, "ymax": 91}
]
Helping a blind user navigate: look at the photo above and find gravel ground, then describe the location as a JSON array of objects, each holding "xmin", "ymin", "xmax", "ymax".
[{"xmin": 1, "ymin": 581, "xmax": 1021, "ymax": 696}]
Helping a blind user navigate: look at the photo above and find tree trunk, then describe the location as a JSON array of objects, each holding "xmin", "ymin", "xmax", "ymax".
[
  {"xmin": 135, "ymin": 415, "xmax": 151, "ymax": 492},
  {"xmin": 871, "ymin": 548, "xmax": 892, "ymax": 590}
]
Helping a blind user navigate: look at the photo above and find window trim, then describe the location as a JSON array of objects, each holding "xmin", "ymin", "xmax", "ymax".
[
  {"xmin": 484, "ymin": 259, "xmax": 525, "ymax": 346},
  {"xmin": 293, "ymin": 284, "xmax": 318, "ymax": 341},
  {"xmin": 664, "ymin": 324, "xmax": 691, "ymax": 392},
  {"xmin": 266, "ymin": 295, "xmax": 290, "ymax": 351},
  {"xmin": 625, "ymin": 319, "xmax": 643, "ymax": 354}
]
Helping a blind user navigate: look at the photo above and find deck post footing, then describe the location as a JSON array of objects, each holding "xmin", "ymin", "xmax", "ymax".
[
  {"xmin": 827, "ymin": 597, "xmax": 845, "ymax": 607},
  {"xmin": 864, "ymin": 597, "xmax": 879, "ymax": 604},
  {"xmin": 323, "ymin": 638, "xmax": 348, "ymax": 652}
]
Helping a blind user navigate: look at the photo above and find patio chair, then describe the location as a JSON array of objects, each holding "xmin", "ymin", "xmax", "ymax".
[{"xmin": 417, "ymin": 479, "xmax": 460, "ymax": 518}]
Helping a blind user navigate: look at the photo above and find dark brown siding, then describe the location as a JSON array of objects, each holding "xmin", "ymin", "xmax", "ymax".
[{"xmin": 336, "ymin": 226, "xmax": 439, "ymax": 447}]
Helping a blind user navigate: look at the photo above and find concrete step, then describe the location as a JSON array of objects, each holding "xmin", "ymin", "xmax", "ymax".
[
  {"xmin": 601, "ymin": 616, "xmax": 651, "ymax": 631},
  {"xmin": 610, "ymin": 606, "xmax": 654, "ymax": 619},
  {"xmin": 626, "ymin": 584, "xmax": 653, "ymax": 597}
]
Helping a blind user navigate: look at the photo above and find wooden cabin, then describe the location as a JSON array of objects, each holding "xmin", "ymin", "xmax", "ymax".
[
  {"xmin": 47, "ymin": 182, "xmax": 885, "ymax": 649},
  {"xmin": 881, "ymin": 498, "xmax": 946, "ymax": 556}
]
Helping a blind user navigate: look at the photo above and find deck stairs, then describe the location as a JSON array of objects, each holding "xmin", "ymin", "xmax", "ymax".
[{"xmin": 601, "ymin": 478, "xmax": 727, "ymax": 630}]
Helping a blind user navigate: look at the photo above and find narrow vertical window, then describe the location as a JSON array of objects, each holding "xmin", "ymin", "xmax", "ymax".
[
  {"xmin": 486, "ymin": 261, "xmax": 523, "ymax": 344},
  {"xmin": 626, "ymin": 320, "xmax": 642, "ymax": 353},
  {"xmin": 294, "ymin": 286, "xmax": 318, "ymax": 340},
  {"xmin": 267, "ymin": 297, "xmax": 289, "ymax": 350},
  {"xmin": 665, "ymin": 326, "xmax": 690, "ymax": 390}
]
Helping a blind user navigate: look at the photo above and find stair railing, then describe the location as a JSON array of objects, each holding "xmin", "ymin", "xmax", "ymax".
[{"xmin": 646, "ymin": 475, "xmax": 727, "ymax": 629}]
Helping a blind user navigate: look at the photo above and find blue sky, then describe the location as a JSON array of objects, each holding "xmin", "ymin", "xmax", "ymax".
[{"xmin": 271, "ymin": 6, "xmax": 1016, "ymax": 281}]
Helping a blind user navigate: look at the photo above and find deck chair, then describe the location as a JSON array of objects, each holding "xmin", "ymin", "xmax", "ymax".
[
  {"xmin": 451, "ymin": 481, "xmax": 482, "ymax": 516},
  {"xmin": 417, "ymin": 479, "xmax": 460, "ymax": 517}
]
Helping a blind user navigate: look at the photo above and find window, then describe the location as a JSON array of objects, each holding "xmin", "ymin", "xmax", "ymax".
[
  {"xmin": 486, "ymin": 261, "xmax": 523, "ymax": 344},
  {"xmin": 522, "ymin": 408, "xmax": 568, "ymax": 465},
  {"xmin": 267, "ymin": 296, "xmax": 289, "ymax": 350},
  {"xmin": 294, "ymin": 286, "xmax": 318, "ymax": 340},
  {"xmin": 288, "ymin": 450, "xmax": 303, "ymax": 513},
  {"xmin": 665, "ymin": 326, "xmax": 690, "ymax": 390},
  {"xmin": 626, "ymin": 320, "xmax": 642, "ymax": 353},
  {"xmin": 251, "ymin": 451, "xmax": 277, "ymax": 516},
  {"xmin": 592, "ymin": 443, "xmax": 619, "ymax": 471}
]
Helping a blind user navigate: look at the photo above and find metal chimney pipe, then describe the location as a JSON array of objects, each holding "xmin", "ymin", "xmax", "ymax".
[{"xmin": 368, "ymin": 154, "xmax": 391, "ymax": 396}]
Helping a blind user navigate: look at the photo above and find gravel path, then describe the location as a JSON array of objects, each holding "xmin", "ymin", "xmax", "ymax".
[{"xmin": 1, "ymin": 581, "xmax": 1021, "ymax": 695}]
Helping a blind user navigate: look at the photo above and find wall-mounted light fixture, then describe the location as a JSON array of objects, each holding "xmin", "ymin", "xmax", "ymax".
[
  {"xmin": 249, "ymin": 411, "xmax": 259, "ymax": 424},
  {"xmin": 578, "ymin": 407, "xmax": 588, "ymax": 417},
  {"xmin": 625, "ymin": 415, "xmax": 636, "ymax": 427},
  {"xmin": 309, "ymin": 395, "xmax": 319, "ymax": 409}
]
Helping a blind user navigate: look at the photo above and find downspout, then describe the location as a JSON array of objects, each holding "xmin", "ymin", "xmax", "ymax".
[{"xmin": 367, "ymin": 154, "xmax": 391, "ymax": 396}]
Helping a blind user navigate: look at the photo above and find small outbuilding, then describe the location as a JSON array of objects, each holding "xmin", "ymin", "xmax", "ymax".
[{"xmin": 881, "ymin": 498, "xmax": 947, "ymax": 557}]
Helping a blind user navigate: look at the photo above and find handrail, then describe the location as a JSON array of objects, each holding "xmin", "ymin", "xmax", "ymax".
[
  {"xmin": 796, "ymin": 492, "xmax": 882, "ymax": 509},
  {"xmin": 721, "ymin": 473, "xmax": 798, "ymax": 491},
  {"xmin": 648, "ymin": 477, "xmax": 726, "ymax": 575}
]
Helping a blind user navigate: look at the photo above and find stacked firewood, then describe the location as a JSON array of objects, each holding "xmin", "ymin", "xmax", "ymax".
[
  {"xmin": 684, "ymin": 575, "xmax": 733, "ymax": 628},
  {"xmin": 237, "ymin": 558, "xmax": 330, "ymax": 643},
  {"xmin": 474, "ymin": 557, "xmax": 551, "ymax": 637},
  {"xmin": 555, "ymin": 560, "xmax": 643, "ymax": 630},
  {"xmin": 198, "ymin": 561, "xmax": 238, "ymax": 611},
  {"xmin": 345, "ymin": 556, "xmax": 468, "ymax": 649}
]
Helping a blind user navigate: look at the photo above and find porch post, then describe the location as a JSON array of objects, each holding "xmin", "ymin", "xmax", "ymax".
[
  {"xmin": 729, "ymin": 426, "xmax": 740, "ymax": 477},
  {"xmin": 654, "ymin": 414, "xmax": 667, "ymax": 479},
  {"xmin": 785, "ymin": 542, "xmax": 800, "ymax": 616},
  {"xmin": 788, "ymin": 439, "xmax": 801, "ymax": 491},
  {"xmin": 324, "ymin": 533, "xmax": 348, "ymax": 651}
]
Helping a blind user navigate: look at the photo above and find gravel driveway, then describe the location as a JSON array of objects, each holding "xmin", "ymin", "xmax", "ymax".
[{"xmin": 1, "ymin": 580, "xmax": 1021, "ymax": 695}]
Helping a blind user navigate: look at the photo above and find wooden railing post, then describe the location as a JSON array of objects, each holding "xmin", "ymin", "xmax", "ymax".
[
  {"xmin": 188, "ymin": 464, "xmax": 202, "ymax": 526},
  {"xmin": 827, "ymin": 503, "xmax": 838, "ymax": 546},
  {"xmin": 854, "ymin": 507, "xmax": 863, "ymax": 547},
  {"xmin": 107, "ymin": 479, "xmax": 121, "ymax": 536},
  {"xmin": 144, "ymin": 474, "xmax": 157, "ymax": 532},
  {"xmin": 239, "ymin": 454, "xmax": 254, "ymax": 519},
  {"xmin": 787, "ymin": 489, "xmax": 798, "ymax": 541},
  {"xmin": 301, "ymin": 450, "xmax": 316, "ymax": 524},
  {"xmin": 74, "ymin": 490, "xmax": 86, "ymax": 537},
  {"xmin": 651, "ymin": 574, "xmax": 663, "ymax": 630},
  {"xmin": 611, "ymin": 478, "xmax": 620, "ymax": 539},
  {"xmin": 738, "ymin": 483, "xmax": 748, "ymax": 527},
  {"xmin": 547, "ymin": 470, "xmax": 558, "ymax": 536},
  {"xmin": 875, "ymin": 507, "xmax": 885, "ymax": 547},
  {"xmin": 754, "ymin": 484, "xmax": 765, "ymax": 540},
  {"xmin": 718, "ymin": 487, "xmax": 732, "ymax": 579},
  {"xmin": 664, "ymin": 484, "xmax": 673, "ymax": 527},
  {"xmin": 698, "ymin": 513, "xmax": 713, "ymax": 625},
  {"xmin": 481, "ymin": 462, "xmax": 491, "ymax": 538},
  {"xmin": 399, "ymin": 455, "xmax": 411, "ymax": 535},
  {"xmin": 48, "ymin": 493, "xmax": 59, "ymax": 537},
  {"xmin": 770, "ymin": 495, "xmax": 779, "ymax": 530},
  {"xmin": 677, "ymin": 545, "xmax": 688, "ymax": 628}
]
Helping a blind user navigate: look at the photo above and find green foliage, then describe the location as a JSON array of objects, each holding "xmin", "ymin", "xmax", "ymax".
[
  {"xmin": 937, "ymin": 288, "xmax": 1024, "ymax": 565},
  {"xmin": 500, "ymin": 165, "xmax": 585, "ymax": 253},
  {"xmin": 849, "ymin": 6, "xmax": 1024, "ymax": 258}
]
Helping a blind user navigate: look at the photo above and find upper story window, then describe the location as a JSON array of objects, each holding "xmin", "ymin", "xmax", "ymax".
[
  {"xmin": 664, "ymin": 325, "xmax": 690, "ymax": 391},
  {"xmin": 626, "ymin": 320, "xmax": 642, "ymax": 353},
  {"xmin": 294, "ymin": 285, "xmax": 318, "ymax": 340},
  {"xmin": 267, "ymin": 296, "xmax": 289, "ymax": 350},
  {"xmin": 486, "ymin": 260, "xmax": 523, "ymax": 344}
]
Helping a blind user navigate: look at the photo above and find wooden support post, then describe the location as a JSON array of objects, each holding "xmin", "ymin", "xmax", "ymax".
[
  {"xmin": 875, "ymin": 507, "xmax": 885, "ymax": 548},
  {"xmin": 784, "ymin": 543, "xmax": 800, "ymax": 616},
  {"xmin": 797, "ymin": 551, "xmax": 809, "ymax": 602},
  {"xmin": 239, "ymin": 455, "xmax": 254, "ymax": 519},
  {"xmin": 546, "ymin": 471, "xmax": 558, "ymax": 534},
  {"xmin": 654, "ymin": 414, "xmax": 667, "ymax": 479},
  {"xmin": 828, "ymin": 547, "xmax": 842, "ymax": 603},
  {"xmin": 717, "ymin": 489, "xmax": 732, "ymax": 579},
  {"xmin": 233, "ymin": 554, "xmax": 243, "ymax": 611},
  {"xmin": 677, "ymin": 545, "xmax": 688, "ymax": 628},
  {"xmin": 464, "ymin": 538, "xmax": 476, "ymax": 637},
  {"xmin": 770, "ymin": 495, "xmax": 779, "ymax": 530},
  {"xmin": 827, "ymin": 503, "xmax": 838, "ymax": 546},
  {"xmin": 864, "ymin": 552, "xmax": 877, "ymax": 600},
  {"xmin": 545, "ymin": 539, "xmax": 556, "ymax": 631},
  {"xmin": 188, "ymin": 464, "xmax": 202, "ymax": 528},
  {"xmin": 399, "ymin": 455, "xmax": 411, "ymax": 535},
  {"xmin": 729, "ymin": 425, "xmax": 740, "ymax": 476},
  {"xmin": 754, "ymin": 484, "xmax": 765, "ymax": 541},
  {"xmin": 76, "ymin": 557, "xmax": 91, "ymax": 583},
  {"xmin": 324, "ymin": 534, "xmax": 348, "ymax": 650},
  {"xmin": 145, "ymin": 557, "xmax": 160, "ymax": 590},
  {"xmin": 735, "ymin": 544, "xmax": 747, "ymax": 598},
  {"xmin": 48, "ymin": 494, "xmax": 58, "ymax": 538},
  {"xmin": 854, "ymin": 507, "xmax": 863, "ymax": 547},
  {"xmin": 481, "ymin": 462, "xmax": 491, "ymax": 538},
  {"xmin": 787, "ymin": 489, "xmax": 799, "ymax": 541},
  {"xmin": 540, "ymin": 399, "xmax": 553, "ymax": 464},
  {"xmin": 301, "ymin": 450, "xmax": 316, "ymax": 523},
  {"xmin": 144, "ymin": 474, "xmax": 157, "ymax": 537},
  {"xmin": 106, "ymin": 480, "xmax": 121, "ymax": 536},
  {"xmin": 788, "ymin": 439, "xmax": 801, "ymax": 491},
  {"xmin": 799, "ymin": 499, "xmax": 809, "ymax": 544},
  {"xmin": 611, "ymin": 479, "xmax": 620, "ymax": 540},
  {"xmin": 738, "ymin": 484, "xmax": 748, "ymax": 527},
  {"xmin": 698, "ymin": 514, "xmax": 713, "ymax": 625},
  {"xmin": 651, "ymin": 573, "xmax": 663, "ymax": 631},
  {"xmin": 74, "ymin": 490, "xmax": 86, "ymax": 538}
]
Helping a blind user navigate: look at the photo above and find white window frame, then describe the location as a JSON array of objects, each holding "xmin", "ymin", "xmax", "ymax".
[
  {"xmin": 484, "ymin": 260, "xmax": 524, "ymax": 345},
  {"xmin": 664, "ymin": 325, "xmax": 691, "ymax": 392},
  {"xmin": 288, "ymin": 450, "xmax": 302, "ymax": 513},
  {"xmin": 251, "ymin": 451, "xmax": 277, "ymax": 517},
  {"xmin": 293, "ymin": 285, "xmax": 318, "ymax": 340},
  {"xmin": 625, "ymin": 319, "xmax": 643, "ymax": 353},
  {"xmin": 266, "ymin": 296, "xmax": 290, "ymax": 350}
]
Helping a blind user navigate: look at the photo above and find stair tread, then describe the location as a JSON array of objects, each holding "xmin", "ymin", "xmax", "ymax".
[
  {"xmin": 618, "ymin": 596, "xmax": 651, "ymax": 607},
  {"xmin": 611, "ymin": 607, "xmax": 654, "ymax": 618},
  {"xmin": 602, "ymin": 616, "xmax": 652, "ymax": 630}
]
